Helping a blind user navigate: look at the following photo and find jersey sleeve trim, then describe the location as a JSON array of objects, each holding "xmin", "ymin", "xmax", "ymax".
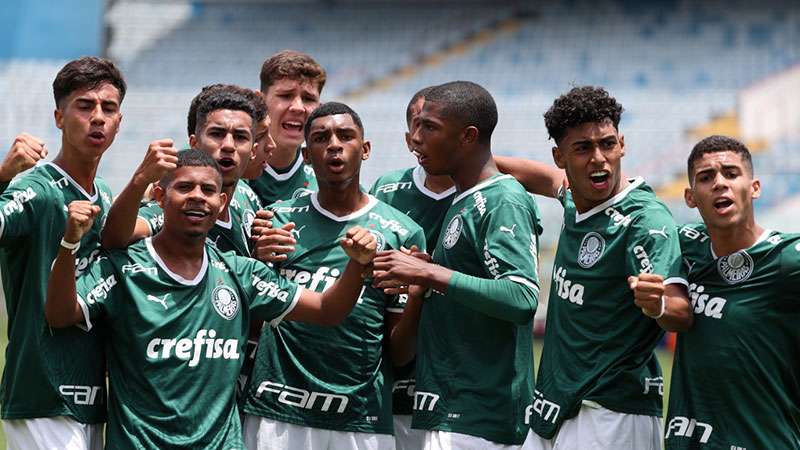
[
  {"xmin": 0, "ymin": 208, "xmax": 5, "ymax": 239},
  {"xmin": 663, "ymin": 276, "xmax": 688, "ymax": 287},
  {"xmin": 76, "ymin": 295, "xmax": 93, "ymax": 332},
  {"xmin": 506, "ymin": 275, "xmax": 540, "ymax": 293},
  {"xmin": 269, "ymin": 286, "xmax": 303, "ymax": 327}
]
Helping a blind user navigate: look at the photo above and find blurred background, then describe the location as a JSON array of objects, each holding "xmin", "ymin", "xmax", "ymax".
[{"xmin": 0, "ymin": 0, "xmax": 798, "ymax": 439}]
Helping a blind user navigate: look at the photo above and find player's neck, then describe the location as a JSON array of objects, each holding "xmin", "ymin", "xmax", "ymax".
[
  {"xmin": 267, "ymin": 144, "xmax": 300, "ymax": 171},
  {"xmin": 708, "ymin": 217, "xmax": 764, "ymax": 257},
  {"xmin": 572, "ymin": 175, "xmax": 630, "ymax": 214},
  {"xmin": 218, "ymin": 183, "xmax": 236, "ymax": 222},
  {"xmin": 151, "ymin": 231, "xmax": 206, "ymax": 279},
  {"xmin": 423, "ymin": 171, "xmax": 454, "ymax": 194},
  {"xmin": 452, "ymin": 150, "xmax": 498, "ymax": 194},
  {"xmin": 316, "ymin": 183, "xmax": 369, "ymax": 217},
  {"xmin": 52, "ymin": 148, "xmax": 100, "ymax": 195}
]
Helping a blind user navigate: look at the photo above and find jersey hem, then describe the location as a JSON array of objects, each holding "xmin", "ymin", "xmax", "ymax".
[
  {"xmin": 587, "ymin": 398, "xmax": 662, "ymax": 418},
  {"xmin": 0, "ymin": 408, "xmax": 105, "ymax": 424},
  {"xmin": 413, "ymin": 421, "xmax": 526, "ymax": 446},
  {"xmin": 240, "ymin": 409, "xmax": 394, "ymax": 435}
]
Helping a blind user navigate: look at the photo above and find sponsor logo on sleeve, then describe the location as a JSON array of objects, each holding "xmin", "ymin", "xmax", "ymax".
[
  {"xmin": 472, "ymin": 191, "xmax": 487, "ymax": 216},
  {"xmin": 83, "ymin": 274, "xmax": 117, "ymax": 304},
  {"xmin": 368, "ymin": 212, "xmax": 409, "ymax": 237},
  {"xmin": 633, "ymin": 245, "xmax": 654, "ymax": 273},
  {"xmin": 3, "ymin": 187, "xmax": 37, "ymax": 216}
]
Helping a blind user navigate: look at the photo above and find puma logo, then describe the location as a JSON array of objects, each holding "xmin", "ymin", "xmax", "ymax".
[
  {"xmin": 146, "ymin": 294, "xmax": 169, "ymax": 310},
  {"xmin": 499, "ymin": 224, "xmax": 517, "ymax": 238},
  {"xmin": 648, "ymin": 227, "xmax": 668, "ymax": 238},
  {"xmin": 291, "ymin": 225, "xmax": 307, "ymax": 238}
]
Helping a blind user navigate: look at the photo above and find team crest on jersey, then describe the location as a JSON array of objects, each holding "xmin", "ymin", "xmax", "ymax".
[
  {"xmin": 717, "ymin": 250, "xmax": 753, "ymax": 284},
  {"xmin": 211, "ymin": 285, "xmax": 240, "ymax": 320},
  {"xmin": 577, "ymin": 232, "xmax": 605, "ymax": 268},
  {"xmin": 369, "ymin": 230, "xmax": 387, "ymax": 251},
  {"xmin": 292, "ymin": 188, "xmax": 313, "ymax": 199},
  {"xmin": 442, "ymin": 215, "xmax": 463, "ymax": 249}
]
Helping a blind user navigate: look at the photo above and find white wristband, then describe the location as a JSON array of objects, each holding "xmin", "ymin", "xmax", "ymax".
[
  {"xmin": 60, "ymin": 238, "xmax": 80, "ymax": 255},
  {"xmin": 644, "ymin": 295, "xmax": 666, "ymax": 319}
]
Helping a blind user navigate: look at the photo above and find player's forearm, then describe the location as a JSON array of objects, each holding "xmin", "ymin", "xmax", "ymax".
[
  {"xmin": 101, "ymin": 177, "xmax": 150, "ymax": 248},
  {"xmin": 45, "ymin": 247, "xmax": 83, "ymax": 328},
  {"xmin": 655, "ymin": 285, "xmax": 694, "ymax": 332},
  {"xmin": 388, "ymin": 292, "xmax": 423, "ymax": 366},
  {"xmin": 446, "ymin": 272, "xmax": 538, "ymax": 324},
  {"xmin": 494, "ymin": 155, "xmax": 565, "ymax": 198},
  {"xmin": 317, "ymin": 259, "xmax": 370, "ymax": 325}
]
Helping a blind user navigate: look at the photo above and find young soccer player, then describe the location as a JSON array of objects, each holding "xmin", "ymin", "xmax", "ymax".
[
  {"xmin": 0, "ymin": 57, "xmax": 125, "ymax": 450},
  {"xmin": 503, "ymin": 86, "xmax": 692, "ymax": 449},
  {"xmin": 102, "ymin": 84, "xmax": 264, "ymax": 256},
  {"xmin": 249, "ymin": 50, "xmax": 324, "ymax": 205},
  {"xmin": 44, "ymin": 149, "xmax": 376, "ymax": 449},
  {"xmin": 657, "ymin": 136, "xmax": 799, "ymax": 449},
  {"xmin": 240, "ymin": 102, "xmax": 426, "ymax": 450},
  {"xmin": 367, "ymin": 86, "xmax": 455, "ymax": 450},
  {"xmin": 372, "ymin": 81, "xmax": 542, "ymax": 449}
]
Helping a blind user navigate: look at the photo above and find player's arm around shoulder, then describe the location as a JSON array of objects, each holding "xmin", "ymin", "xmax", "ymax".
[
  {"xmin": 495, "ymin": 155, "xmax": 566, "ymax": 198},
  {"xmin": 626, "ymin": 210, "xmax": 693, "ymax": 332}
]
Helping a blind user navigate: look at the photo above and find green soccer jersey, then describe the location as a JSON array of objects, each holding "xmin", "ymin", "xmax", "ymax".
[
  {"xmin": 241, "ymin": 193, "xmax": 426, "ymax": 434},
  {"xmin": 75, "ymin": 238, "xmax": 301, "ymax": 449},
  {"xmin": 0, "ymin": 162, "xmax": 112, "ymax": 423},
  {"xmin": 665, "ymin": 224, "xmax": 800, "ymax": 449},
  {"xmin": 247, "ymin": 148, "xmax": 317, "ymax": 206},
  {"xmin": 138, "ymin": 180, "xmax": 259, "ymax": 256},
  {"xmin": 369, "ymin": 165, "xmax": 456, "ymax": 416},
  {"xmin": 530, "ymin": 177, "xmax": 686, "ymax": 439},
  {"xmin": 413, "ymin": 174, "xmax": 542, "ymax": 445}
]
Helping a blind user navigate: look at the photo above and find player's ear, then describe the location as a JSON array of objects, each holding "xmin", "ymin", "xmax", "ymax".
[
  {"xmin": 54, "ymin": 108, "xmax": 64, "ymax": 130},
  {"xmin": 684, "ymin": 186, "xmax": 697, "ymax": 209},
  {"xmin": 189, "ymin": 134, "xmax": 198, "ymax": 148},
  {"xmin": 404, "ymin": 131, "xmax": 413, "ymax": 152},
  {"xmin": 618, "ymin": 133, "xmax": 625, "ymax": 157},
  {"xmin": 250, "ymin": 142, "xmax": 258, "ymax": 161},
  {"xmin": 361, "ymin": 140, "xmax": 371, "ymax": 161},
  {"xmin": 751, "ymin": 178, "xmax": 761, "ymax": 199},
  {"xmin": 217, "ymin": 192, "xmax": 228, "ymax": 215},
  {"xmin": 462, "ymin": 126, "xmax": 478, "ymax": 145},
  {"xmin": 552, "ymin": 146, "xmax": 566, "ymax": 169},
  {"xmin": 153, "ymin": 183, "xmax": 165, "ymax": 207}
]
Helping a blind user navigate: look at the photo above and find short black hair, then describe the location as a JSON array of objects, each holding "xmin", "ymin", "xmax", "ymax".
[
  {"xmin": 423, "ymin": 81, "xmax": 497, "ymax": 145},
  {"xmin": 406, "ymin": 86, "xmax": 435, "ymax": 126},
  {"xmin": 687, "ymin": 135, "xmax": 753, "ymax": 183},
  {"xmin": 159, "ymin": 148, "xmax": 222, "ymax": 189},
  {"xmin": 52, "ymin": 56, "xmax": 127, "ymax": 107},
  {"xmin": 191, "ymin": 85, "xmax": 260, "ymax": 136},
  {"xmin": 544, "ymin": 86, "xmax": 623, "ymax": 144},
  {"xmin": 304, "ymin": 102, "xmax": 364, "ymax": 141}
]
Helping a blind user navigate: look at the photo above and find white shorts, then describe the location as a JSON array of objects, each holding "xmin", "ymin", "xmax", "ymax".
[
  {"xmin": 522, "ymin": 403, "xmax": 662, "ymax": 450},
  {"xmin": 243, "ymin": 414, "xmax": 395, "ymax": 450},
  {"xmin": 423, "ymin": 430, "xmax": 528, "ymax": 450},
  {"xmin": 2, "ymin": 417, "xmax": 103, "ymax": 450},
  {"xmin": 394, "ymin": 415, "xmax": 424, "ymax": 450}
]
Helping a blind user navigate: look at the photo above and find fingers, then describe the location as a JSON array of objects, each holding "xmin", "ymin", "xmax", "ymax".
[{"xmin": 255, "ymin": 209, "xmax": 274, "ymax": 220}]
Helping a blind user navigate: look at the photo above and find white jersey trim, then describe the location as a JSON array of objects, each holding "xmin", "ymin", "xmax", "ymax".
[
  {"xmin": 269, "ymin": 286, "xmax": 303, "ymax": 327},
  {"xmin": 709, "ymin": 228, "xmax": 772, "ymax": 259},
  {"xmin": 310, "ymin": 193, "xmax": 378, "ymax": 222},
  {"xmin": 0, "ymin": 208, "xmax": 5, "ymax": 239},
  {"xmin": 412, "ymin": 166, "xmax": 456, "ymax": 200},
  {"xmin": 215, "ymin": 213, "xmax": 233, "ymax": 230},
  {"xmin": 451, "ymin": 174, "xmax": 515, "ymax": 205},
  {"xmin": 76, "ymin": 295, "xmax": 93, "ymax": 332},
  {"xmin": 145, "ymin": 237, "xmax": 208, "ymax": 285},
  {"xmin": 45, "ymin": 162, "xmax": 98, "ymax": 202},
  {"xmin": 664, "ymin": 276, "xmax": 689, "ymax": 287},
  {"xmin": 263, "ymin": 149, "xmax": 305, "ymax": 181},
  {"xmin": 574, "ymin": 177, "xmax": 644, "ymax": 224},
  {"xmin": 506, "ymin": 275, "xmax": 540, "ymax": 293}
]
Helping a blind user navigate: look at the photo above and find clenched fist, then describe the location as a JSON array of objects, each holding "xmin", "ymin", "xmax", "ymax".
[
  {"xmin": 133, "ymin": 139, "xmax": 178, "ymax": 186},
  {"xmin": 0, "ymin": 134, "xmax": 48, "ymax": 182},
  {"xmin": 340, "ymin": 226, "xmax": 377, "ymax": 266},
  {"xmin": 64, "ymin": 201, "xmax": 101, "ymax": 245}
]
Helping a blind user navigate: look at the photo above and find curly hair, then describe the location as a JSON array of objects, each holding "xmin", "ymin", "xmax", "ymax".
[
  {"xmin": 187, "ymin": 84, "xmax": 264, "ymax": 137},
  {"xmin": 544, "ymin": 86, "xmax": 623, "ymax": 144},
  {"xmin": 687, "ymin": 135, "xmax": 753, "ymax": 183}
]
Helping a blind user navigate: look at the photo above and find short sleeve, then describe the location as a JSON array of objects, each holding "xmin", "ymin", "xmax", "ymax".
[
  {"xmin": 237, "ymin": 257, "xmax": 302, "ymax": 327},
  {"xmin": 0, "ymin": 178, "xmax": 51, "ymax": 245},
  {"xmin": 478, "ymin": 201, "xmax": 540, "ymax": 294},
  {"xmin": 625, "ymin": 210, "xmax": 687, "ymax": 286},
  {"xmin": 137, "ymin": 202, "xmax": 164, "ymax": 235},
  {"xmin": 75, "ymin": 252, "xmax": 120, "ymax": 331}
]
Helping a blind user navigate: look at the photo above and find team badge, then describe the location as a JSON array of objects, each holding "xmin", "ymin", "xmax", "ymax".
[
  {"xmin": 442, "ymin": 215, "xmax": 463, "ymax": 249},
  {"xmin": 211, "ymin": 285, "xmax": 240, "ymax": 320},
  {"xmin": 717, "ymin": 250, "xmax": 753, "ymax": 284},
  {"xmin": 242, "ymin": 210, "xmax": 256, "ymax": 238},
  {"xmin": 292, "ymin": 188, "xmax": 313, "ymax": 199},
  {"xmin": 577, "ymin": 232, "xmax": 605, "ymax": 268},
  {"xmin": 369, "ymin": 230, "xmax": 387, "ymax": 251}
]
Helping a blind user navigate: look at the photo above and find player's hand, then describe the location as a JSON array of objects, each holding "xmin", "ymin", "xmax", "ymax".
[
  {"xmin": 0, "ymin": 133, "xmax": 48, "ymax": 182},
  {"xmin": 628, "ymin": 273, "xmax": 665, "ymax": 318},
  {"xmin": 253, "ymin": 222, "xmax": 297, "ymax": 263},
  {"xmin": 340, "ymin": 226, "xmax": 376, "ymax": 266},
  {"xmin": 64, "ymin": 201, "xmax": 101, "ymax": 244},
  {"xmin": 372, "ymin": 249, "xmax": 431, "ymax": 290},
  {"xmin": 251, "ymin": 209, "xmax": 276, "ymax": 235},
  {"xmin": 133, "ymin": 139, "xmax": 178, "ymax": 186},
  {"xmin": 382, "ymin": 245, "xmax": 421, "ymax": 295}
]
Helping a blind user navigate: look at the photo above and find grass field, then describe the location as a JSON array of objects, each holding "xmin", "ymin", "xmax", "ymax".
[{"xmin": 0, "ymin": 322, "xmax": 673, "ymax": 447}]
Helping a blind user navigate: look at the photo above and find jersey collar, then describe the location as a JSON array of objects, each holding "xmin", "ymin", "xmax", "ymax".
[
  {"xmin": 574, "ymin": 177, "xmax": 644, "ymax": 224},
  {"xmin": 310, "ymin": 192, "xmax": 378, "ymax": 222},
  {"xmin": 412, "ymin": 166, "xmax": 456, "ymax": 200},
  {"xmin": 709, "ymin": 228, "xmax": 773, "ymax": 259},
  {"xmin": 451, "ymin": 174, "xmax": 514, "ymax": 206},
  {"xmin": 145, "ymin": 237, "xmax": 208, "ymax": 286},
  {"xmin": 44, "ymin": 162, "xmax": 98, "ymax": 202},
  {"xmin": 263, "ymin": 148, "xmax": 305, "ymax": 181}
]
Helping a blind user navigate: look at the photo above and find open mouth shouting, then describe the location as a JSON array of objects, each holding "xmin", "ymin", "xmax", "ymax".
[
  {"xmin": 326, "ymin": 157, "xmax": 346, "ymax": 174},
  {"xmin": 712, "ymin": 197, "xmax": 735, "ymax": 215},
  {"xmin": 589, "ymin": 170, "xmax": 611, "ymax": 191},
  {"xmin": 281, "ymin": 120, "xmax": 304, "ymax": 138},
  {"xmin": 216, "ymin": 156, "xmax": 237, "ymax": 173},
  {"xmin": 183, "ymin": 206, "xmax": 212, "ymax": 224}
]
